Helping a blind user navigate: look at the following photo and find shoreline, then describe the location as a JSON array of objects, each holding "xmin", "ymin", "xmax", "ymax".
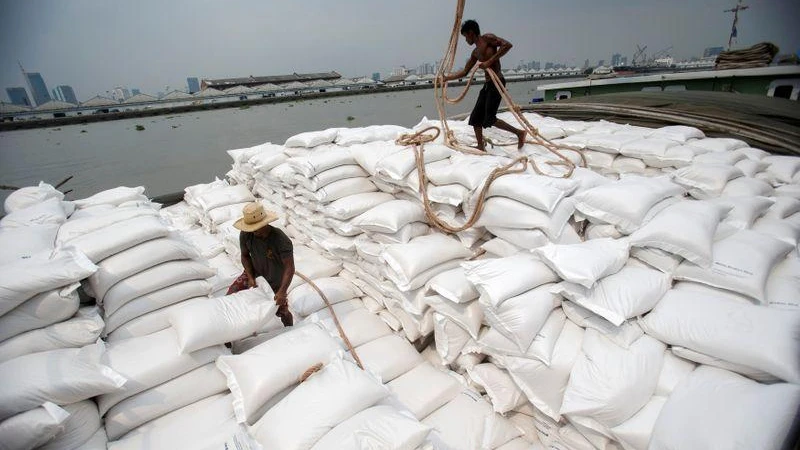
[{"xmin": 0, "ymin": 76, "xmax": 581, "ymax": 132}]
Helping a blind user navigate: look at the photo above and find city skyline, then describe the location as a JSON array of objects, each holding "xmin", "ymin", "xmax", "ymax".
[{"xmin": 1, "ymin": 0, "xmax": 797, "ymax": 102}]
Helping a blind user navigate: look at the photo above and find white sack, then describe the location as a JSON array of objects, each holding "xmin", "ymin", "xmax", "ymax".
[
  {"xmin": 4, "ymin": 182, "xmax": 64, "ymax": 214},
  {"xmin": 354, "ymin": 334, "xmax": 424, "ymax": 383},
  {"xmin": 766, "ymin": 255, "xmax": 800, "ymax": 309},
  {"xmin": 560, "ymin": 330, "xmax": 666, "ymax": 427},
  {"xmin": 89, "ymin": 235, "xmax": 200, "ymax": 300},
  {"xmin": 423, "ymin": 294, "xmax": 483, "ymax": 339},
  {"xmin": 97, "ymin": 328, "xmax": 228, "ymax": 415},
  {"xmin": 288, "ymin": 277, "xmax": 362, "ymax": 317},
  {"xmin": 64, "ymin": 214, "xmax": 170, "ymax": 262},
  {"xmin": 39, "ymin": 400, "xmax": 101, "ymax": 450},
  {"xmin": 573, "ymin": 176, "xmax": 683, "ymax": 233},
  {"xmin": 475, "ymin": 196, "xmax": 575, "ymax": 239},
  {"xmin": 483, "ymin": 284, "xmax": 561, "ymax": 352},
  {"xmin": 0, "ymin": 402, "xmax": 68, "ymax": 450},
  {"xmin": 310, "ymin": 307, "xmax": 392, "ymax": 348},
  {"xmin": 285, "ymin": 128, "xmax": 340, "ymax": 149},
  {"xmin": 630, "ymin": 200, "xmax": 729, "ymax": 267},
  {"xmin": 0, "ymin": 249, "xmax": 96, "ymax": 316},
  {"xmin": 215, "ymin": 324, "xmax": 341, "ymax": 424},
  {"xmin": 486, "ymin": 173, "xmax": 578, "ymax": 213},
  {"xmin": 314, "ymin": 177, "xmax": 377, "ymax": 204},
  {"xmin": 104, "ymin": 280, "xmax": 213, "ymax": 334},
  {"xmin": 170, "ymin": 283, "xmax": 277, "ymax": 353},
  {"xmin": 673, "ymin": 228, "xmax": 792, "ymax": 303},
  {"xmin": 387, "ymin": 361, "xmax": 462, "ymax": 420},
  {"xmin": 0, "ymin": 342, "xmax": 125, "ymax": 420},
  {"xmin": 672, "ymin": 163, "xmax": 743, "ymax": 199},
  {"xmin": 310, "ymin": 405, "xmax": 431, "ymax": 450},
  {"xmin": 427, "ymin": 267, "xmax": 479, "ymax": 304},
  {"xmin": 351, "ymin": 199, "xmax": 426, "ymax": 234},
  {"xmin": 322, "ymin": 192, "xmax": 395, "ymax": 221},
  {"xmin": 102, "ymin": 260, "xmax": 215, "ymax": 316},
  {"xmin": 382, "ymin": 234, "xmax": 471, "ymax": 284},
  {"xmin": 463, "ymin": 253, "xmax": 559, "ymax": 308},
  {"xmin": 195, "ymin": 185, "xmax": 255, "ymax": 212},
  {"xmin": 0, "ymin": 224, "xmax": 58, "ymax": 265},
  {"xmin": 504, "ymin": 320, "xmax": 584, "ymax": 421},
  {"xmin": 55, "ymin": 206, "xmax": 158, "ymax": 245},
  {"xmin": 609, "ymin": 396, "xmax": 666, "ymax": 450},
  {"xmin": 648, "ymin": 366, "xmax": 800, "ymax": 450},
  {"xmin": 251, "ymin": 357, "xmax": 390, "ymax": 450},
  {"xmin": 534, "ymin": 238, "xmax": 630, "ymax": 289},
  {"xmin": 0, "ymin": 197, "xmax": 69, "ymax": 229},
  {"xmin": 422, "ymin": 390, "xmax": 523, "ymax": 449},
  {"xmin": 468, "ymin": 363, "xmax": 526, "ymax": 414},
  {"xmin": 551, "ymin": 264, "xmax": 671, "ymax": 327},
  {"xmin": 0, "ymin": 285, "xmax": 79, "ymax": 342},
  {"xmin": 104, "ymin": 362, "xmax": 228, "ymax": 440},
  {"xmin": 562, "ymin": 301, "xmax": 644, "ymax": 349},
  {"xmin": 639, "ymin": 288, "xmax": 800, "ymax": 384},
  {"xmin": 0, "ymin": 307, "xmax": 104, "ymax": 363}
]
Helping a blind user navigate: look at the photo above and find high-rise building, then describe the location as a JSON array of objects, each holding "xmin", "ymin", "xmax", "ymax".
[
  {"xmin": 703, "ymin": 47, "xmax": 724, "ymax": 58},
  {"xmin": 597, "ymin": 59, "xmax": 606, "ymax": 67},
  {"xmin": 611, "ymin": 53, "xmax": 622, "ymax": 67},
  {"xmin": 131, "ymin": 88, "xmax": 141, "ymax": 96},
  {"xmin": 186, "ymin": 77, "xmax": 200, "ymax": 93},
  {"xmin": 6, "ymin": 87, "xmax": 31, "ymax": 106},
  {"xmin": 371, "ymin": 72, "xmax": 380, "ymax": 82},
  {"xmin": 621, "ymin": 56, "xmax": 628, "ymax": 66},
  {"xmin": 583, "ymin": 59, "xmax": 590, "ymax": 68},
  {"xmin": 544, "ymin": 62, "xmax": 554, "ymax": 70},
  {"xmin": 111, "ymin": 87, "xmax": 130, "ymax": 101},
  {"xmin": 24, "ymin": 72, "xmax": 51, "ymax": 106},
  {"xmin": 52, "ymin": 85, "xmax": 78, "ymax": 104}
]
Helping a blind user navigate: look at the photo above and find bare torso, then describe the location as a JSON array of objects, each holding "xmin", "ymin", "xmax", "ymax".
[{"xmin": 473, "ymin": 34, "xmax": 502, "ymax": 73}]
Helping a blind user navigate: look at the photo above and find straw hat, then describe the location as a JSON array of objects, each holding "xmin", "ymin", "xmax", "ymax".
[{"xmin": 233, "ymin": 202, "xmax": 278, "ymax": 232}]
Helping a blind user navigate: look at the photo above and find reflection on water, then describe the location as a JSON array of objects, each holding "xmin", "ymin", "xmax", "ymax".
[{"xmin": 0, "ymin": 80, "xmax": 547, "ymax": 202}]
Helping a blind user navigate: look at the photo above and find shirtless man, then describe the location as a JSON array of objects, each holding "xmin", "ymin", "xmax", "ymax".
[{"xmin": 441, "ymin": 20, "xmax": 526, "ymax": 151}]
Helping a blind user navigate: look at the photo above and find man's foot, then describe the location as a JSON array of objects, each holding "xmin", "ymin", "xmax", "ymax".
[{"xmin": 517, "ymin": 130, "xmax": 526, "ymax": 150}]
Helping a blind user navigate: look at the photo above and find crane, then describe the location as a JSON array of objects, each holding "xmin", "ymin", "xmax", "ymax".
[
  {"xmin": 632, "ymin": 45, "xmax": 647, "ymax": 67},
  {"xmin": 724, "ymin": 1, "xmax": 749, "ymax": 50}
]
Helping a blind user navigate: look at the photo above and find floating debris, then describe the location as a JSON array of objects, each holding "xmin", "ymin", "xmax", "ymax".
[
  {"xmin": 346, "ymin": 116, "xmax": 355, "ymax": 121},
  {"xmin": 80, "ymin": 130, "xmax": 87, "ymax": 133},
  {"xmin": 135, "ymin": 125, "xmax": 145, "ymax": 131}
]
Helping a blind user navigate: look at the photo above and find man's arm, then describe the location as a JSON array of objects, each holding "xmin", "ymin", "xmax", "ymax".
[
  {"xmin": 274, "ymin": 255, "xmax": 294, "ymax": 305},
  {"xmin": 479, "ymin": 34, "xmax": 512, "ymax": 69},
  {"xmin": 239, "ymin": 236, "xmax": 256, "ymax": 288},
  {"xmin": 443, "ymin": 53, "xmax": 478, "ymax": 82}
]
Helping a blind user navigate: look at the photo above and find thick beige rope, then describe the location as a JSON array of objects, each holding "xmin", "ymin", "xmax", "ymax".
[
  {"xmin": 396, "ymin": 127, "xmax": 529, "ymax": 234},
  {"xmin": 294, "ymin": 271, "xmax": 364, "ymax": 370},
  {"xmin": 433, "ymin": 0, "xmax": 586, "ymax": 174}
]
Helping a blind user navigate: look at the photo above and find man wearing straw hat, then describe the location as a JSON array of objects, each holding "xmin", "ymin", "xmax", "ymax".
[{"xmin": 228, "ymin": 202, "xmax": 294, "ymax": 326}]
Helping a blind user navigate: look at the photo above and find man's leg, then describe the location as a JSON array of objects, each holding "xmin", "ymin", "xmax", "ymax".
[
  {"xmin": 473, "ymin": 126, "xmax": 485, "ymax": 152},
  {"xmin": 493, "ymin": 119, "xmax": 527, "ymax": 150}
]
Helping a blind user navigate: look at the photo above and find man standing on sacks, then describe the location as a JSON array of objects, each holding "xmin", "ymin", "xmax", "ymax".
[{"xmin": 228, "ymin": 202, "xmax": 294, "ymax": 326}]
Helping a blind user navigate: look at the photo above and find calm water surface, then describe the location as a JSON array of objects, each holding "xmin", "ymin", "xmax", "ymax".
[{"xmin": 0, "ymin": 80, "xmax": 551, "ymax": 203}]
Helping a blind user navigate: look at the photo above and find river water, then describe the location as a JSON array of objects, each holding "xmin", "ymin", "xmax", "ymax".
[{"xmin": 0, "ymin": 79, "xmax": 552, "ymax": 204}]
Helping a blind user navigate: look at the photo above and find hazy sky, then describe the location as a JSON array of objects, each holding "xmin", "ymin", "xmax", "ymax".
[{"xmin": 1, "ymin": 0, "xmax": 797, "ymax": 101}]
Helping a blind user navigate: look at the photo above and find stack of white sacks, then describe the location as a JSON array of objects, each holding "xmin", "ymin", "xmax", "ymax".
[
  {"xmin": 216, "ymin": 115, "xmax": 798, "ymax": 449},
  {"xmin": 2, "ymin": 111, "xmax": 799, "ymax": 450}
]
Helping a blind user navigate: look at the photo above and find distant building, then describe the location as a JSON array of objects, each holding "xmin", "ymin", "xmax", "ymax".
[
  {"xmin": 597, "ymin": 59, "xmax": 605, "ymax": 67},
  {"xmin": 544, "ymin": 62, "xmax": 554, "ymax": 70},
  {"xmin": 611, "ymin": 53, "xmax": 622, "ymax": 67},
  {"xmin": 6, "ymin": 87, "xmax": 31, "ymax": 106},
  {"xmin": 111, "ymin": 86, "xmax": 130, "ymax": 101},
  {"xmin": 371, "ymin": 72, "xmax": 381, "ymax": 82},
  {"xmin": 703, "ymin": 46, "xmax": 724, "ymax": 58},
  {"xmin": 187, "ymin": 77, "xmax": 200, "ymax": 93},
  {"xmin": 24, "ymin": 72, "xmax": 51, "ymax": 106},
  {"xmin": 621, "ymin": 56, "xmax": 628, "ymax": 66},
  {"xmin": 131, "ymin": 88, "xmax": 141, "ymax": 96},
  {"xmin": 200, "ymin": 71, "xmax": 341, "ymax": 91},
  {"xmin": 391, "ymin": 66, "xmax": 408, "ymax": 77},
  {"xmin": 52, "ymin": 85, "xmax": 78, "ymax": 104},
  {"xmin": 416, "ymin": 62, "xmax": 434, "ymax": 76}
]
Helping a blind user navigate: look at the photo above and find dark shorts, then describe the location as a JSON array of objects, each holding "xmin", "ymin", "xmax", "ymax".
[{"xmin": 469, "ymin": 77, "xmax": 505, "ymax": 128}]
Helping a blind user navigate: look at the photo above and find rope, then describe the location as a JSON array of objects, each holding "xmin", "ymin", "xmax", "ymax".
[
  {"xmin": 432, "ymin": 0, "xmax": 586, "ymax": 174},
  {"xmin": 294, "ymin": 271, "xmax": 364, "ymax": 370},
  {"xmin": 396, "ymin": 127, "xmax": 528, "ymax": 234},
  {"xmin": 299, "ymin": 363, "xmax": 323, "ymax": 382}
]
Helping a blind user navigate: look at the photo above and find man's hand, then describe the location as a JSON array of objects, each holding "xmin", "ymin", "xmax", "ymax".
[
  {"xmin": 274, "ymin": 291, "xmax": 288, "ymax": 307},
  {"xmin": 247, "ymin": 276, "xmax": 256, "ymax": 289},
  {"xmin": 479, "ymin": 59, "xmax": 493, "ymax": 70}
]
